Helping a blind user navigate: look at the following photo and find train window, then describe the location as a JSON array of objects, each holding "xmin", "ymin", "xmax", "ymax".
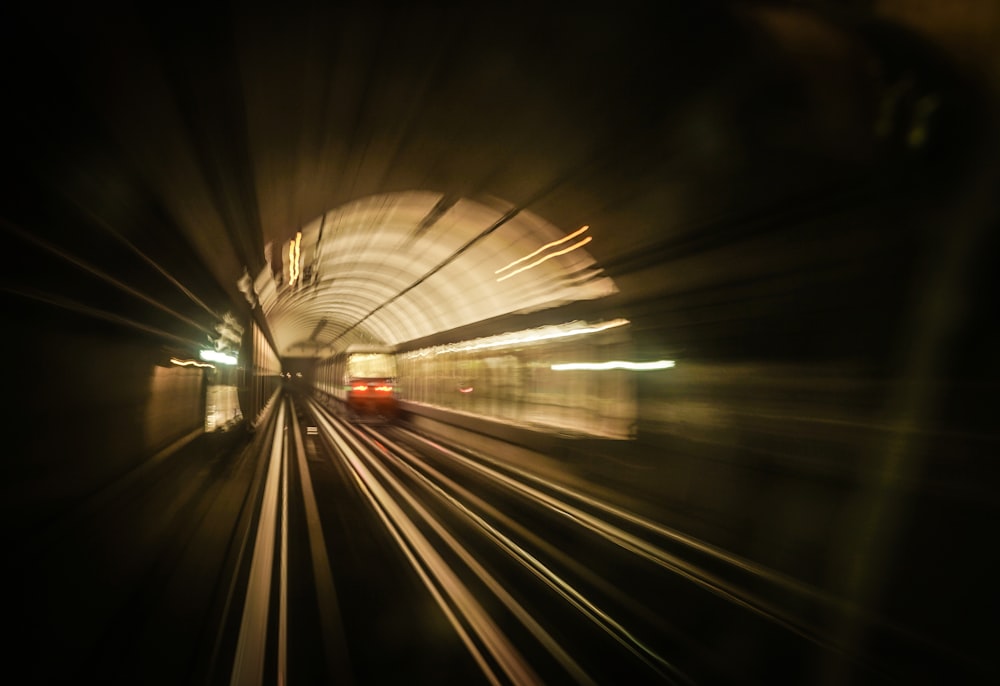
[{"xmin": 347, "ymin": 353, "xmax": 396, "ymax": 378}]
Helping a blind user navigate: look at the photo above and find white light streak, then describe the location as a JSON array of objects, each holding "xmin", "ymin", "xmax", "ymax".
[
  {"xmin": 200, "ymin": 349, "xmax": 238, "ymax": 365},
  {"xmin": 405, "ymin": 318, "xmax": 630, "ymax": 358},
  {"xmin": 550, "ymin": 360, "xmax": 675, "ymax": 371}
]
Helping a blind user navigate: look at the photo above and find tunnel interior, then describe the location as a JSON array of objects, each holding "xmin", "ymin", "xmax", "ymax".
[{"xmin": 2, "ymin": 1, "xmax": 999, "ymax": 684}]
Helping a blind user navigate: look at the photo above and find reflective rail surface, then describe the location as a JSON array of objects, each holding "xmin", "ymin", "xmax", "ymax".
[
  {"xmin": 8, "ymin": 384, "xmax": 994, "ymax": 684},
  {"xmin": 211, "ymin": 389, "xmax": 982, "ymax": 684}
]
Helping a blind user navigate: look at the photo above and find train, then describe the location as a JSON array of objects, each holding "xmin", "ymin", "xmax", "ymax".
[
  {"xmin": 313, "ymin": 319, "xmax": 645, "ymax": 437},
  {"xmin": 319, "ymin": 343, "xmax": 400, "ymax": 422}
]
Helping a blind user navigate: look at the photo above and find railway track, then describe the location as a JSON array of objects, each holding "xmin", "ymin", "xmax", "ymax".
[{"xmin": 212, "ymin": 390, "xmax": 944, "ymax": 684}]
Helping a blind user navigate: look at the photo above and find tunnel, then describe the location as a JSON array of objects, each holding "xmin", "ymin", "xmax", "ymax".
[{"xmin": 2, "ymin": 2, "xmax": 998, "ymax": 684}]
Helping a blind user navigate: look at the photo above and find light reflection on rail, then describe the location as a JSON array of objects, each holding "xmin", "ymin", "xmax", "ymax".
[
  {"xmin": 306, "ymin": 395, "xmax": 692, "ymax": 683},
  {"xmin": 228, "ymin": 392, "xmax": 939, "ymax": 684},
  {"xmin": 384, "ymin": 427, "xmax": 862, "ymax": 650},
  {"xmin": 309, "ymin": 397, "xmax": 545, "ymax": 685}
]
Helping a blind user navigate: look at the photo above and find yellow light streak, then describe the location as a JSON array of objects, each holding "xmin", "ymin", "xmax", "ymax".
[
  {"xmin": 495, "ymin": 225, "xmax": 590, "ymax": 275},
  {"xmin": 550, "ymin": 360, "xmax": 675, "ymax": 371},
  {"xmin": 496, "ymin": 236, "xmax": 593, "ymax": 283},
  {"xmin": 170, "ymin": 357, "xmax": 215, "ymax": 369},
  {"xmin": 288, "ymin": 232, "xmax": 302, "ymax": 285}
]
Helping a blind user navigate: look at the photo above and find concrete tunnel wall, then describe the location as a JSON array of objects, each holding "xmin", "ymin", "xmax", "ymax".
[
  {"xmin": 4, "ymin": 299, "xmax": 203, "ymax": 521},
  {"xmin": 1, "ymin": 293, "xmax": 283, "ymax": 532}
]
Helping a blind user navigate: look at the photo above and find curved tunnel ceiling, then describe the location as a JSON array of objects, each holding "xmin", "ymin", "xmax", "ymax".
[
  {"xmin": 2, "ymin": 3, "xmax": 987, "ymax": 369},
  {"xmin": 259, "ymin": 191, "xmax": 616, "ymax": 357}
]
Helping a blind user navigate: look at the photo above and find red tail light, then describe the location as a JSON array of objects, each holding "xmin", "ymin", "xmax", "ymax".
[
  {"xmin": 374, "ymin": 385, "xmax": 393, "ymax": 392},
  {"xmin": 352, "ymin": 384, "xmax": 368, "ymax": 391}
]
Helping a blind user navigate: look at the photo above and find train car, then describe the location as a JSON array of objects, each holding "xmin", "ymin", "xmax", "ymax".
[{"xmin": 335, "ymin": 344, "xmax": 400, "ymax": 422}]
